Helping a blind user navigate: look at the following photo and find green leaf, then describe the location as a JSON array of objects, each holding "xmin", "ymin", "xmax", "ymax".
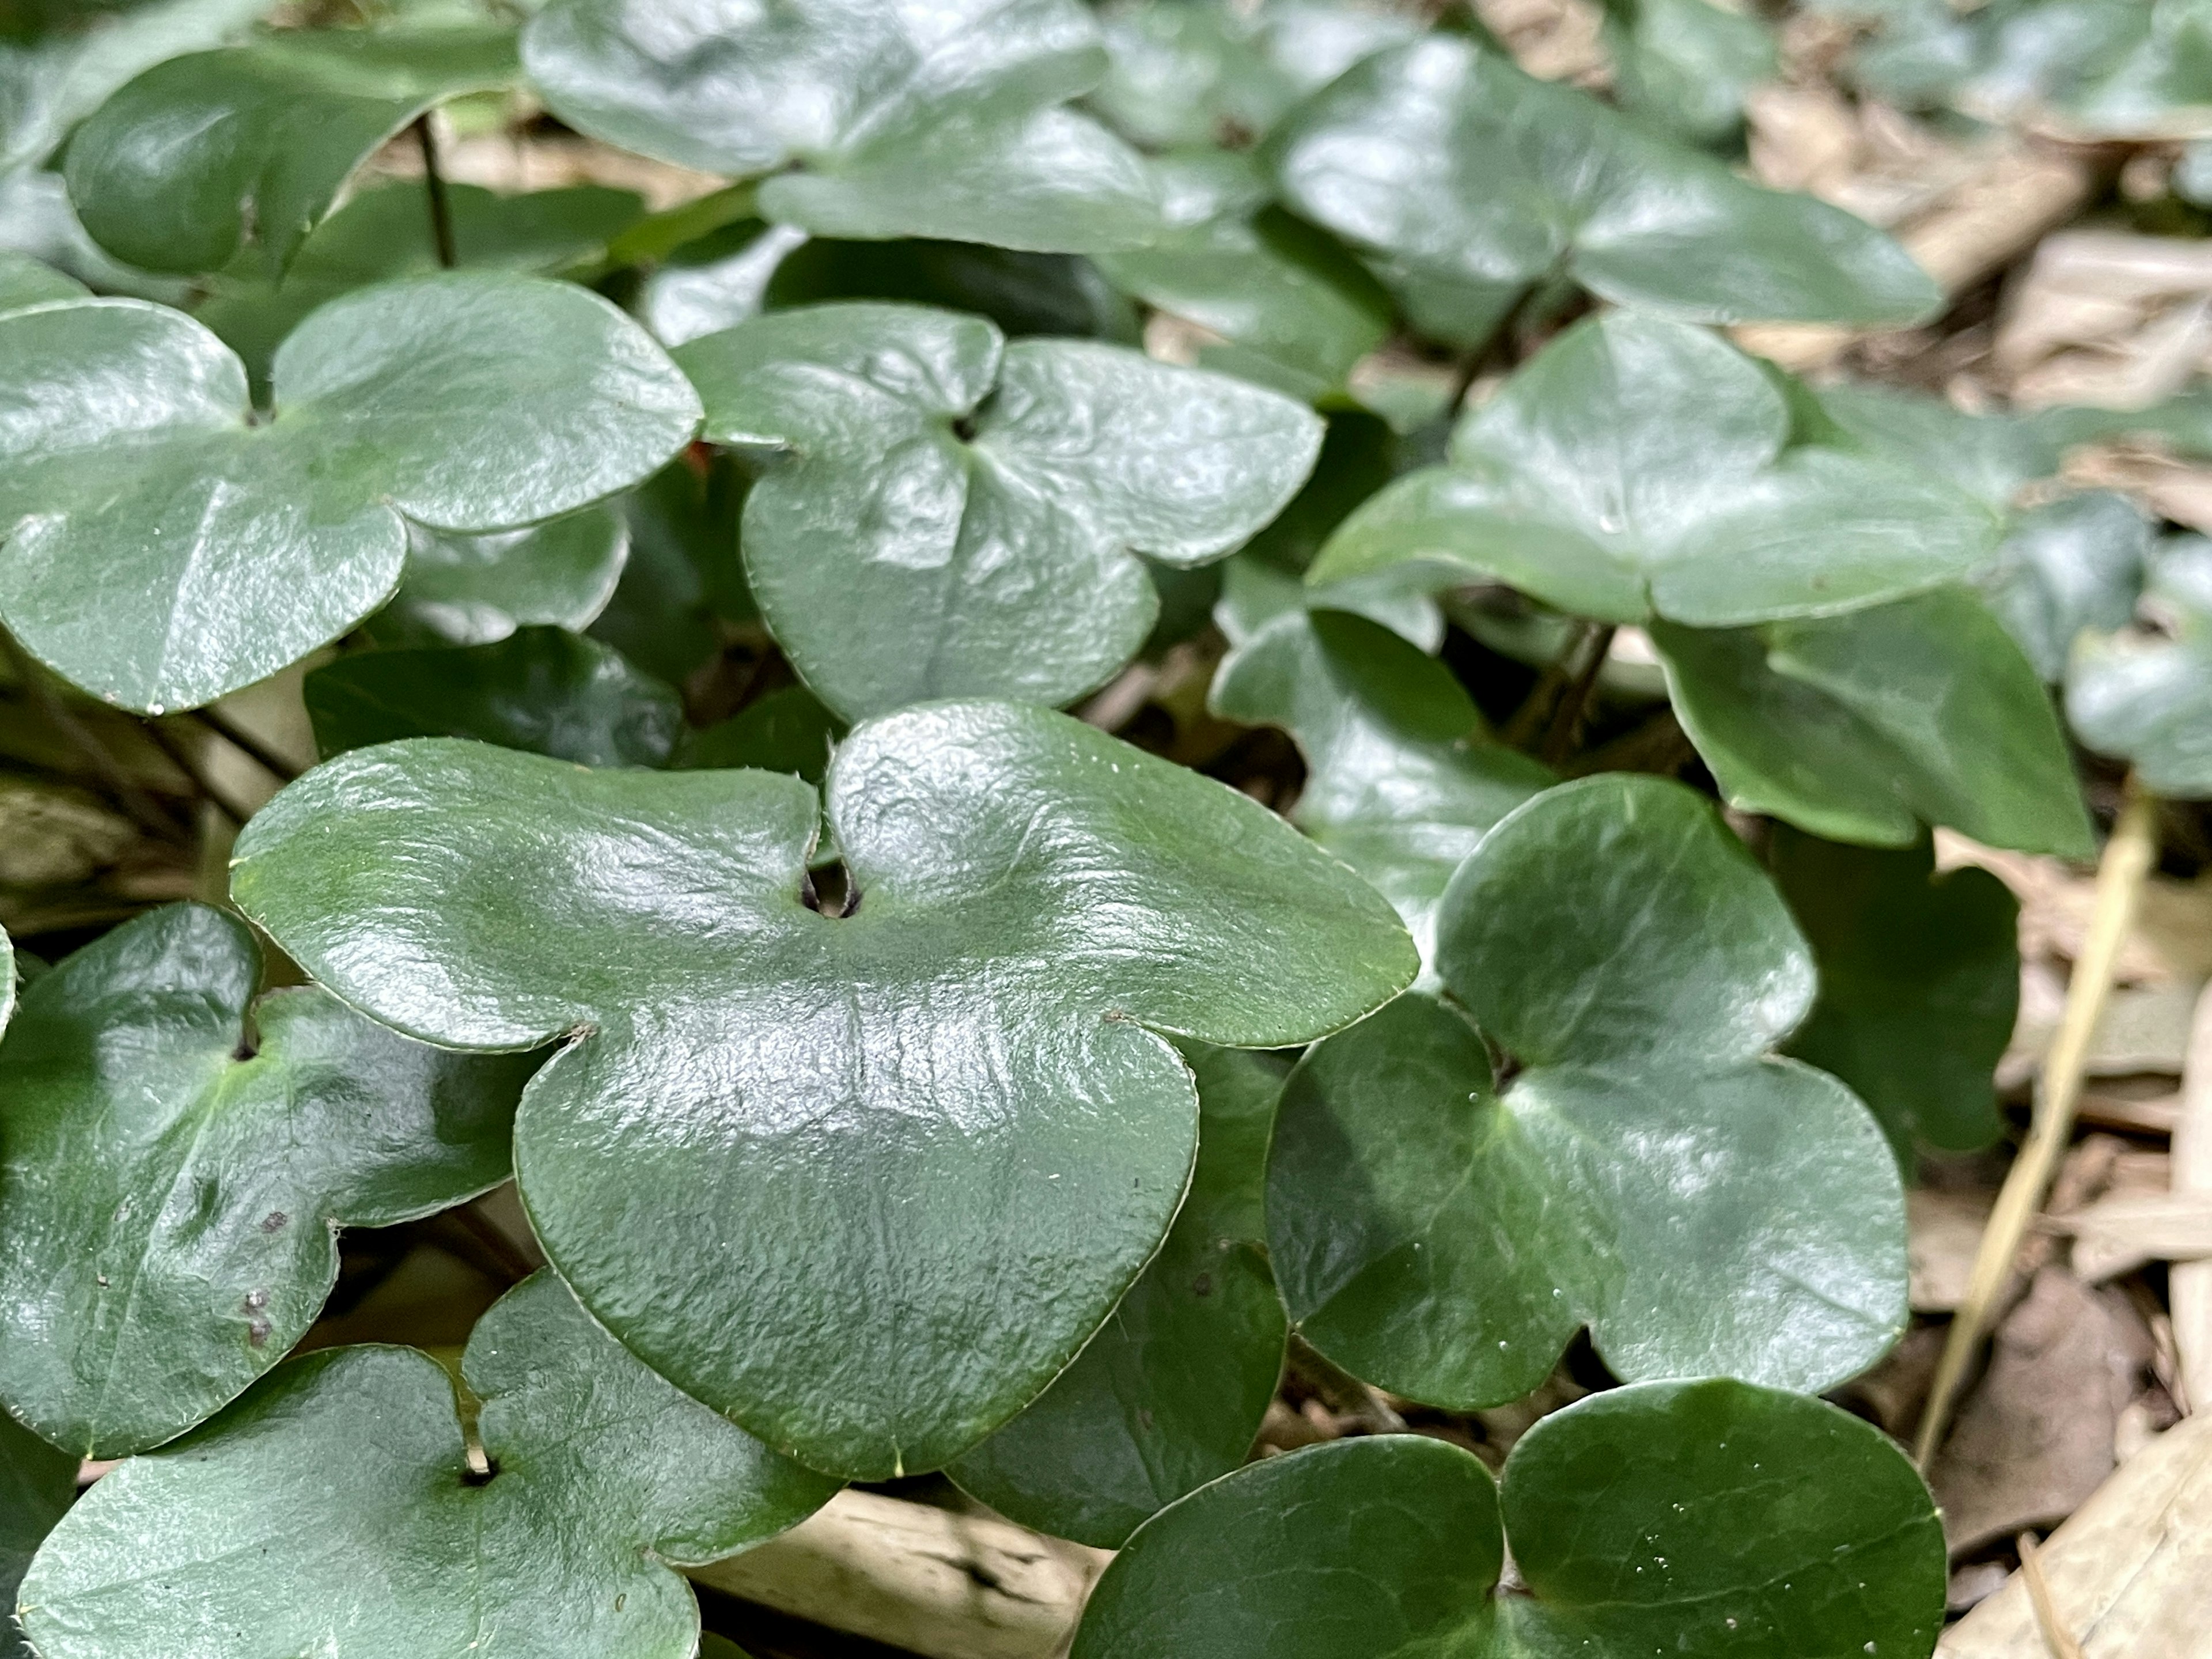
[
  {"xmin": 1601, "ymin": 0, "xmax": 1777, "ymax": 144},
  {"xmin": 229, "ymin": 703, "xmax": 1416, "ymax": 1479},
  {"xmin": 1093, "ymin": 151, "xmax": 1391, "ymax": 396},
  {"xmin": 675, "ymin": 685, "xmax": 844, "ymax": 781},
  {"xmin": 588, "ymin": 461, "xmax": 738, "ymax": 686},
  {"xmin": 306, "ymin": 629, "xmax": 684, "ymax": 768},
  {"xmin": 364, "ymin": 505, "xmax": 630, "ymax": 650},
  {"xmin": 764, "ymin": 237, "xmax": 1141, "ymax": 344},
  {"xmin": 949, "ymin": 1043, "xmax": 1289, "ymax": 1548},
  {"xmin": 1656, "ymin": 588, "xmax": 2095, "ymax": 857},
  {"xmin": 1976, "ymin": 491, "xmax": 2153, "ymax": 682},
  {"xmin": 1271, "ymin": 776, "xmax": 1907, "ymax": 1408},
  {"xmin": 0, "ymin": 251, "xmax": 83, "ymax": 311},
  {"xmin": 0, "ymin": 0, "xmax": 268, "ymax": 172},
  {"xmin": 197, "ymin": 180, "xmax": 649, "ymax": 392},
  {"xmin": 637, "ymin": 219, "xmax": 808, "ymax": 347},
  {"xmin": 18, "ymin": 1271, "xmax": 839, "ymax": 1659},
  {"xmin": 675, "ymin": 303, "xmax": 1322, "ymax": 720},
  {"xmin": 1267, "ymin": 37, "xmax": 1937, "ymax": 344},
  {"xmin": 0, "ymin": 903, "xmax": 534, "ymax": 1458},
  {"xmin": 1071, "ymin": 1380, "xmax": 1945, "ymax": 1659},
  {"xmin": 1774, "ymin": 827, "xmax": 2017, "ymax": 1158},
  {"xmin": 0, "ymin": 272, "xmax": 700, "ymax": 713},
  {"xmin": 1089, "ymin": 0, "xmax": 1416, "ymax": 150},
  {"xmin": 1210, "ymin": 608, "xmax": 1550, "ymax": 971},
  {"xmin": 522, "ymin": 0, "xmax": 1159, "ymax": 254},
  {"xmin": 0, "ymin": 1411, "xmax": 75, "ymax": 1659},
  {"xmin": 2068, "ymin": 534, "xmax": 2212, "ymax": 797},
  {"xmin": 1312, "ymin": 313, "xmax": 1999, "ymax": 623},
  {"xmin": 64, "ymin": 24, "xmax": 520, "ymax": 274}
]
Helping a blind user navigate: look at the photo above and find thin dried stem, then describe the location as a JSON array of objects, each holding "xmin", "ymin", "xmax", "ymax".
[
  {"xmin": 2016, "ymin": 1532, "xmax": 2085, "ymax": 1659},
  {"xmin": 0, "ymin": 633, "xmax": 187, "ymax": 843}
]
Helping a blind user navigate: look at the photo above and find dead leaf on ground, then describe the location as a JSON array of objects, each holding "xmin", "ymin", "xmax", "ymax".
[
  {"xmin": 1914, "ymin": 1188, "xmax": 1998, "ymax": 1313},
  {"xmin": 1998, "ymin": 233, "xmax": 2212, "ymax": 410}
]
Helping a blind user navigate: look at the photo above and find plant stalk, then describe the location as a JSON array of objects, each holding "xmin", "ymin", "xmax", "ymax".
[
  {"xmin": 186, "ymin": 706, "xmax": 301, "ymax": 783},
  {"xmin": 413, "ymin": 115, "xmax": 458, "ymax": 270},
  {"xmin": 0, "ymin": 632, "xmax": 186, "ymax": 843},
  {"xmin": 1914, "ymin": 776, "xmax": 2159, "ymax": 1469},
  {"xmin": 1539, "ymin": 623, "xmax": 1615, "ymax": 767}
]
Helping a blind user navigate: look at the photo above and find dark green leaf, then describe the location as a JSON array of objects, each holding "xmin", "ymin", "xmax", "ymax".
[
  {"xmin": 364, "ymin": 506, "xmax": 630, "ymax": 650},
  {"xmin": 1072, "ymin": 1380, "xmax": 1945, "ymax": 1659},
  {"xmin": 18, "ymin": 1272, "xmax": 839, "ymax": 1659},
  {"xmin": 766, "ymin": 237, "xmax": 1140, "ymax": 343},
  {"xmin": 1089, "ymin": 0, "xmax": 1415, "ymax": 150},
  {"xmin": 676, "ymin": 303, "xmax": 1321, "ymax": 719},
  {"xmin": 522, "ymin": 0, "xmax": 1159, "ymax": 253},
  {"xmin": 64, "ymin": 24, "xmax": 520, "ymax": 274},
  {"xmin": 1210, "ymin": 608, "xmax": 1550, "ymax": 969},
  {"xmin": 0, "ymin": 903, "xmax": 533, "ymax": 1457},
  {"xmin": 1977, "ymin": 491, "xmax": 2153, "ymax": 682},
  {"xmin": 2068, "ymin": 534, "xmax": 2212, "ymax": 797},
  {"xmin": 1268, "ymin": 37, "xmax": 1937, "ymax": 344},
  {"xmin": 588, "ymin": 460, "xmax": 739, "ymax": 685},
  {"xmin": 949, "ymin": 1043, "xmax": 1288, "ymax": 1548},
  {"xmin": 307, "ymin": 629, "xmax": 683, "ymax": 768},
  {"xmin": 1311, "ymin": 313, "xmax": 1998, "ymax": 623},
  {"xmin": 1093, "ymin": 150, "xmax": 1390, "ymax": 395},
  {"xmin": 1774, "ymin": 827, "xmax": 2017, "ymax": 1158},
  {"xmin": 1272, "ymin": 776, "xmax": 1906, "ymax": 1407},
  {"xmin": 1656, "ymin": 588, "xmax": 2095, "ymax": 856},
  {"xmin": 197, "ymin": 180, "xmax": 649, "ymax": 391},
  {"xmin": 229, "ymin": 703, "xmax": 1416, "ymax": 1478},
  {"xmin": 0, "ymin": 272, "xmax": 700, "ymax": 713},
  {"xmin": 0, "ymin": 251, "xmax": 83, "ymax": 310},
  {"xmin": 675, "ymin": 685, "xmax": 844, "ymax": 781},
  {"xmin": 0, "ymin": 1412, "xmax": 75, "ymax": 1659}
]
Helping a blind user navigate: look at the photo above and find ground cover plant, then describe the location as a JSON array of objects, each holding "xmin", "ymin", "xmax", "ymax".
[{"xmin": 3, "ymin": 0, "xmax": 2211, "ymax": 1654}]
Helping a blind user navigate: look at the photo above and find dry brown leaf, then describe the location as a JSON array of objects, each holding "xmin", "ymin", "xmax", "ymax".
[
  {"xmin": 1938, "ymin": 1412, "xmax": 2212, "ymax": 1657},
  {"xmin": 1998, "ymin": 233, "xmax": 2212, "ymax": 408},
  {"xmin": 2175, "ymin": 986, "xmax": 2212, "ymax": 1410},
  {"xmin": 1914, "ymin": 1188, "xmax": 1999, "ymax": 1313},
  {"xmin": 1471, "ymin": 0, "xmax": 1607, "ymax": 86},
  {"xmin": 1931, "ymin": 1266, "xmax": 2151, "ymax": 1555},
  {"xmin": 2061, "ymin": 1191, "xmax": 2212, "ymax": 1283}
]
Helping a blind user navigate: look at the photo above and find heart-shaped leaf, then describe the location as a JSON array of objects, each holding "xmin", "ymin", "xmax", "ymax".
[
  {"xmin": 198, "ymin": 180, "xmax": 649, "ymax": 392},
  {"xmin": 17, "ymin": 1271, "xmax": 840, "ymax": 1659},
  {"xmin": 1267, "ymin": 36, "xmax": 1937, "ymax": 344},
  {"xmin": 522, "ymin": 0, "xmax": 1158, "ymax": 255},
  {"xmin": 0, "ymin": 272, "xmax": 700, "ymax": 713},
  {"xmin": 0, "ymin": 902, "xmax": 535, "ymax": 1458},
  {"xmin": 1210, "ymin": 608, "xmax": 1550, "ymax": 971},
  {"xmin": 1270, "ymin": 775, "xmax": 1907, "ymax": 1408},
  {"xmin": 1092, "ymin": 151, "xmax": 1391, "ymax": 397},
  {"xmin": 675, "ymin": 686, "xmax": 844, "ymax": 781},
  {"xmin": 229, "ymin": 702, "xmax": 1416, "ymax": 1479},
  {"xmin": 1071, "ymin": 1380, "xmax": 1945, "ymax": 1659},
  {"xmin": 0, "ymin": 251, "xmax": 82, "ymax": 310},
  {"xmin": 949, "ymin": 1042, "xmax": 1289, "ymax": 1548},
  {"xmin": 1773, "ymin": 828, "xmax": 2017, "ymax": 1159},
  {"xmin": 1088, "ymin": 0, "xmax": 1415, "ymax": 150},
  {"xmin": 1978, "ymin": 492, "xmax": 2153, "ymax": 681},
  {"xmin": 0, "ymin": 0, "xmax": 268, "ymax": 173},
  {"xmin": 1309, "ymin": 313, "xmax": 1998, "ymax": 623},
  {"xmin": 0, "ymin": 1412, "xmax": 74, "ymax": 1659},
  {"xmin": 363, "ymin": 506, "xmax": 630, "ymax": 650},
  {"xmin": 63, "ymin": 24, "xmax": 517, "ymax": 276},
  {"xmin": 1654, "ymin": 588, "xmax": 2096, "ymax": 856},
  {"xmin": 675, "ymin": 303, "xmax": 1322, "ymax": 720},
  {"xmin": 2068, "ymin": 534, "xmax": 2212, "ymax": 797},
  {"xmin": 307, "ymin": 629, "xmax": 683, "ymax": 768}
]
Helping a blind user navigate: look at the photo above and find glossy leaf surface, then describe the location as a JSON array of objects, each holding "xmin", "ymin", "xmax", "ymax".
[
  {"xmin": 1268, "ymin": 37, "xmax": 1937, "ymax": 343},
  {"xmin": 307, "ymin": 629, "xmax": 683, "ymax": 768},
  {"xmin": 366, "ymin": 506, "xmax": 630, "ymax": 650},
  {"xmin": 0, "ymin": 274, "xmax": 699, "ymax": 712},
  {"xmin": 1603, "ymin": 0, "xmax": 1775, "ymax": 142},
  {"xmin": 675, "ymin": 687, "xmax": 844, "ymax": 781},
  {"xmin": 2068, "ymin": 535, "xmax": 2212, "ymax": 797},
  {"xmin": 1774, "ymin": 828, "xmax": 2017, "ymax": 1158},
  {"xmin": 522, "ymin": 0, "xmax": 1158, "ymax": 253},
  {"xmin": 18, "ymin": 1272, "xmax": 839, "ymax": 1659},
  {"xmin": 1657, "ymin": 588, "xmax": 2095, "ymax": 855},
  {"xmin": 1210, "ymin": 608, "xmax": 1550, "ymax": 970},
  {"xmin": 949, "ymin": 1043, "xmax": 1287, "ymax": 1548},
  {"xmin": 1073, "ymin": 1381, "xmax": 1945, "ymax": 1659},
  {"xmin": 0, "ymin": 903, "xmax": 533, "ymax": 1457},
  {"xmin": 1271, "ymin": 777, "xmax": 1907, "ymax": 1407},
  {"xmin": 1311, "ymin": 314, "xmax": 1998, "ymax": 624},
  {"xmin": 229, "ymin": 703, "xmax": 1416, "ymax": 1478},
  {"xmin": 676, "ymin": 304, "xmax": 1321, "ymax": 719},
  {"xmin": 0, "ymin": 251, "xmax": 83, "ymax": 310},
  {"xmin": 65, "ymin": 24, "xmax": 520, "ymax": 274}
]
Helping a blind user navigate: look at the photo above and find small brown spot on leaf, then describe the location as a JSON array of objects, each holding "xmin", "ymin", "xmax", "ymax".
[
  {"xmin": 244, "ymin": 1289, "xmax": 267, "ymax": 1311},
  {"xmin": 260, "ymin": 1210, "xmax": 288, "ymax": 1233},
  {"xmin": 247, "ymin": 1319, "xmax": 271, "ymax": 1347}
]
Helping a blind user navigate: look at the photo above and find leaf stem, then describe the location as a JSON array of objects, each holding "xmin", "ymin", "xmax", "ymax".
[
  {"xmin": 137, "ymin": 719, "xmax": 258, "ymax": 827},
  {"xmin": 412, "ymin": 115, "xmax": 458, "ymax": 270},
  {"xmin": 1539, "ymin": 623, "xmax": 1615, "ymax": 767},
  {"xmin": 0, "ymin": 632, "xmax": 187, "ymax": 843},
  {"xmin": 1914, "ymin": 776, "xmax": 2159, "ymax": 1469},
  {"xmin": 185, "ymin": 706, "xmax": 301, "ymax": 784}
]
